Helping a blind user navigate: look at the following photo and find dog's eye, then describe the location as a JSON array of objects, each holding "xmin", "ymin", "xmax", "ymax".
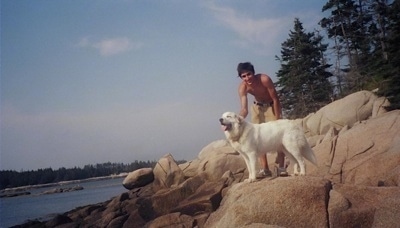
[{"xmin": 227, "ymin": 115, "xmax": 232, "ymax": 118}]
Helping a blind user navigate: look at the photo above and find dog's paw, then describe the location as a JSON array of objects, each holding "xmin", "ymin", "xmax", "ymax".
[{"xmin": 244, "ymin": 178, "xmax": 257, "ymax": 183}]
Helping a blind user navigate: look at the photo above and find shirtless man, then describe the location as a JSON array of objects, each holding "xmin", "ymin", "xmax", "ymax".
[{"xmin": 237, "ymin": 62, "xmax": 287, "ymax": 177}]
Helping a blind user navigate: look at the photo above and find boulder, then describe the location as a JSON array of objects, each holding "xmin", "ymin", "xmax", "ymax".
[
  {"xmin": 179, "ymin": 159, "xmax": 201, "ymax": 178},
  {"xmin": 309, "ymin": 110, "xmax": 400, "ymax": 186},
  {"xmin": 372, "ymin": 96, "xmax": 390, "ymax": 118},
  {"xmin": 189, "ymin": 140, "xmax": 248, "ymax": 181},
  {"xmin": 170, "ymin": 178, "xmax": 225, "ymax": 216},
  {"xmin": 122, "ymin": 167, "xmax": 154, "ymax": 190},
  {"xmin": 204, "ymin": 177, "xmax": 332, "ymax": 227},
  {"xmin": 145, "ymin": 212, "xmax": 195, "ymax": 228},
  {"xmin": 152, "ymin": 153, "xmax": 185, "ymax": 192},
  {"xmin": 329, "ymin": 183, "xmax": 400, "ymax": 227},
  {"xmin": 328, "ymin": 190, "xmax": 350, "ymax": 228},
  {"xmin": 45, "ymin": 214, "xmax": 73, "ymax": 227},
  {"xmin": 139, "ymin": 172, "xmax": 225, "ymax": 220},
  {"xmin": 301, "ymin": 90, "xmax": 378, "ymax": 136}
]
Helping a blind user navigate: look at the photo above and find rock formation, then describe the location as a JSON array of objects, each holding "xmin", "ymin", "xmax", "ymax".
[
  {"xmin": 40, "ymin": 185, "xmax": 84, "ymax": 195},
  {"xmin": 17, "ymin": 91, "xmax": 400, "ymax": 228},
  {"xmin": 122, "ymin": 167, "xmax": 154, "ymax": 190}
]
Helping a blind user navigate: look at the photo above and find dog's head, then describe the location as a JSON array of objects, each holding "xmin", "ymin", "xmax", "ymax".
[{"xmin": 219, "ymin": 112, "xmax": 244, "ymax": 132}]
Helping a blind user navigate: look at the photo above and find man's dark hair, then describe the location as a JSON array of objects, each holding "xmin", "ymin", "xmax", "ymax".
[{"xmin": 237, "ymin": 62, "xmax": 255, "ymax": 77}]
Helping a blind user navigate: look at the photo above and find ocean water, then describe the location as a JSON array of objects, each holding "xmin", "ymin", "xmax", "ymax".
[{"xmin": 0, "ymin": 177, "xmax": 127, "ymax": 228}]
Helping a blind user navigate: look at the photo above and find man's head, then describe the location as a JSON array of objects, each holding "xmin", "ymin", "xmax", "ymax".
[
  {"xmin": 237, "ymin": 62, "xmax": 255, "ymax": 85},
  {"xmin": 237, "ymin": 62, "xmax": 255, "ymax": 78}
]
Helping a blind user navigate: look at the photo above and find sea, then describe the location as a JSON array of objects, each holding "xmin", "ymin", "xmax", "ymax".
[{"xmin": 0, "ymin": 177, "xmax": 127, "ymax": 228}]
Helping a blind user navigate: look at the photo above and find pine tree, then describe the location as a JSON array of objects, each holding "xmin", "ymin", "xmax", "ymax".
[
  {"xmin": 319, "ymin": 0, "xmax": 398, "ymax": 109},
  {"xmin": 377, "ymin": 0, "xmax": 400, "ymax": 110},
  {"xmin": 276, "ymin": 18, "xmax": 333, "ymax": 118},
  {"xmin": 320, "ymin": 0, "xmax": 399, "ymax": 97},
  {"xmin": 320, "ymin": 0, "xmax": 377, "ymax": 94}
]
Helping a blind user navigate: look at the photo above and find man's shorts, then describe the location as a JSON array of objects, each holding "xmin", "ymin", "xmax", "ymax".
[{"xmin": 250, "ymin": 102, "xmax": 276, "ymax": 124}]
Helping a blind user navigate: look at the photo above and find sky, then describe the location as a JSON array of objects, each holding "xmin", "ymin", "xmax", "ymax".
[{"xmin": 1, "ymin": 0, "xmax": 328, "ymax": 171}]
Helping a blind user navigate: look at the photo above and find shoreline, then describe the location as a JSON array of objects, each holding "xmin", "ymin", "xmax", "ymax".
[
  {"xmin": 2, "ymin": 176, "xmax": 128, "ymax": 227},
  {"xmin": 0, "ymin": 173, "xmax": 128, "ymax": 195}
]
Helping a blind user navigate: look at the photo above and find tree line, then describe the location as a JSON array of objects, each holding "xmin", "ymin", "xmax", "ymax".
[
  {"xmin": 275, "ymin": 0, "xmax": 399, "ymax": 118},
  {"xmin": 0, "ymin": 160, "xmax": 184, "ymax": 190}
]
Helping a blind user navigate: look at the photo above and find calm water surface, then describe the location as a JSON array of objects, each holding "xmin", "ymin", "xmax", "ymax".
[{"xmin": 0, "ymin": 178, "xmax": 127, "ymax": 227}]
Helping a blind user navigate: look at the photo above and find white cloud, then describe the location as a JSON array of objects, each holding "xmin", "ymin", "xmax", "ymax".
[
  {"xmin": 78, "ymin": 37, "xmax": 142, "ymax": 56},
  {"xmin": 205, "ymin": 3, "xmax": 294, "ymax": 54}
]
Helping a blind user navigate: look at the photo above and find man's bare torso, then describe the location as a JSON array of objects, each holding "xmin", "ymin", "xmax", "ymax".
[{"xmin": 241, "ymin": 74, "xmax": 273, "ymax": 103}]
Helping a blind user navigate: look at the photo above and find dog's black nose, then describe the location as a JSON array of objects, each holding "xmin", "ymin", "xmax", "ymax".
[{"xmin": 219, "ymin": 118, "xmax": 223, "ymax": 123}]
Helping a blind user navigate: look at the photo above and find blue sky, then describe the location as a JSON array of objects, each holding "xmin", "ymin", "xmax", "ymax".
[{"xmin": 1, "ymin": 0, "xmax": 327, "ymax": 171}]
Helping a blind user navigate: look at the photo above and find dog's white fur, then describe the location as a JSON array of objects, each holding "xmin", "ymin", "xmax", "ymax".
[{"xmin": 219, "ymin": 111, "xmax": 317, "ymax": 182}]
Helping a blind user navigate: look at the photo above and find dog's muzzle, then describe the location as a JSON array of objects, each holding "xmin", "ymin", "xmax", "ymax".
[{"xmin": 219, "ymin": 118, "xmax": 232, "ymax": 131}]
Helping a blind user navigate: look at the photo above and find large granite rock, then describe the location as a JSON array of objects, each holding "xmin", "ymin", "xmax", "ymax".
[
  {"xmin": 122, "ymin": 167, "xmax": 154, "ymax": 190},
  {"xmin": 300, "ymin": 90, "xmax": 385, "ymax": 136},
  {"xmin": 17, "ymin": 91, "xmax": 400, "ymax": 228},
  {"xmin": 152, "ymin": 153, "xmax": 185, "ymax": 192},
  {"xmin": 180, "ymin": 140, "xmax": 248, "ymax": 182},
  {"xmin": 329, "ymin": 184, "xmax": 400, "ymax": 227},
  {"xmin": 205, "ymin": 177, "xmax": 332, "ymax": 227},
  {"xmin": 309, "ymin": 110, "xmax": 400, "ymax": 186}
]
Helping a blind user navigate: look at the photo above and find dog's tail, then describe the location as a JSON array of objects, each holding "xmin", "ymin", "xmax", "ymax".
[{"xmin": 303, "ymin": 144, "xmax": 318, "ymax": 166}]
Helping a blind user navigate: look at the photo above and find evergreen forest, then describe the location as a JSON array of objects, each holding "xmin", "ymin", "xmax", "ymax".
[
  {"xmin": 0, "ymin": 161, "xmax": 183, "ymax": 190},
  {"xmin": 276, "ymin": 0, "xmax": 400, "ymax": 118}
]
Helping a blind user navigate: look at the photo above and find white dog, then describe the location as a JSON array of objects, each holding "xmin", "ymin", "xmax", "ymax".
[{"xmin": 219, "ymin": 112, "xmax": 317, "ymax": 182}]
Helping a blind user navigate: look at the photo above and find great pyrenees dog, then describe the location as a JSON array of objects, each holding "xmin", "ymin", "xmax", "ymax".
[{"xmin": 219, "ymin": 112, "xmax": 317, "ymax": 183}]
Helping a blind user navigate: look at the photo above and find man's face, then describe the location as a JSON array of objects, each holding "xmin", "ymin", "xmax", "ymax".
[{"xmin": 240, "ymin": 71, "xmax": 254, "ymax": 85}]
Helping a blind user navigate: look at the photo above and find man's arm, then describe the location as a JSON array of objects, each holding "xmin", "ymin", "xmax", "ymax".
[
  {"xmin": 238, "ymin": 83, "xmax": 249, "ymax": 118},
  {"xmin": 261, "ymin": 74, "xmax": 282, "ymax": 119}
]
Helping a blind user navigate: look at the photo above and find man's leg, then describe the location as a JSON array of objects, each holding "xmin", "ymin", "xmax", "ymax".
[
  {"xmin": 275, "ymin": 151, "xmax": 288, "ymax": 176},
  {"xmin": 276, "ymin": 151, "xmax": 284, "ymax": 167},
  {"xmin": 260, "ymin": 153, "xmax": 270, "ymax": 170},
  {"xmin": 258, "ymin": 153, "xmax": 272, "ymax": 177}
]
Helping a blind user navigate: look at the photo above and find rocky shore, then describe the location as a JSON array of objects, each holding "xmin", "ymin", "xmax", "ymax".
[
  {"xmin": 15, "ymin": 91, "xmax": 400, "ymax": 228},
  {"xmin": 1, "ymin": 173, "xmax": 127, "ymax": 198}
]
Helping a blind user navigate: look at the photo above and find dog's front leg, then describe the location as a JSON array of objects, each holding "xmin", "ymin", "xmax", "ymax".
[
  {"xmin": 239, "ymin": 152, "xmax": 253, "ymax": 183},
  {"xmin": 246, "ymin": 151, "xmax": 258, "ymax": 183}
]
